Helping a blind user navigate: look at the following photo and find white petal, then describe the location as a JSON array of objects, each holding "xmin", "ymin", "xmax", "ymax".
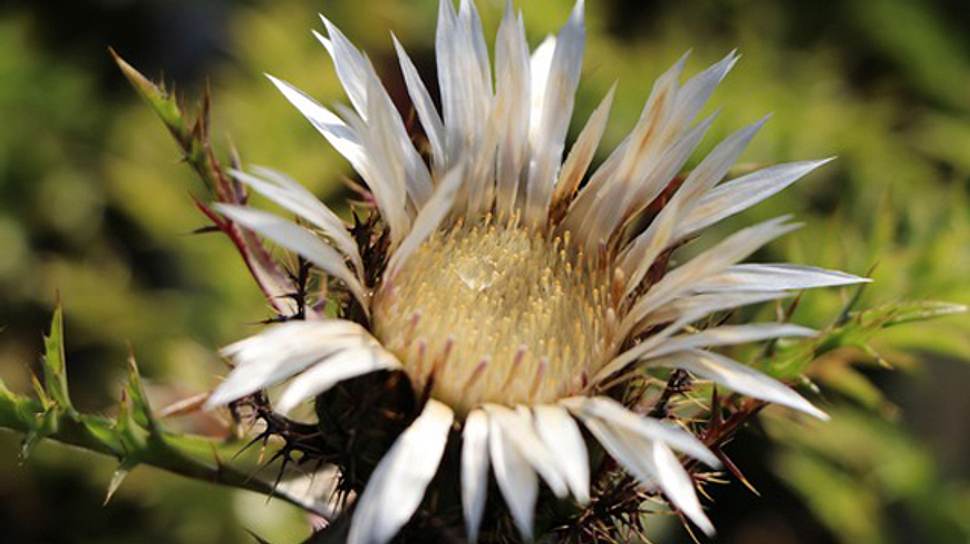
[
  {"xmin": 231, "ymin": 167, "xmax": 364, "ymax": 279},
  {"xmin": 551, "ymin": 83, "xmax": 616, "ymax": 217},
  {"xmin": 392, "ymin": 35, "xmax": 446, "ymax": 170},
  {"xmin": 557, "ymin": 133, "xmax": 628, "ymax": 240},
  {"xmin": 574, "ymin": 413, "xmax": 657, "ymax": 487},
  {"xmin": 573, "ymin": 53, "xmax": 688, "ymax": 250},
  {"xmin": 692, "ymin": 263, "xmax": 870, "ymax": 293},
  {"xmin": 436, "ymin": 0, "xmax": 491, "ymax": 163},
  {"xmin": 609, "ymin": 113, "xmax": 767, "ymax": 276},
  {"xmin": 638, "ymin": 291, "xmax": 793, "ymax": 332},
  {"xmin": 274, "ymin": 465, "xmax": 342, "ymax": 519},
  {"xmin": 670, "ymin": 116, "xmax": 769, "ymax": 210},
  {"xmin": 586, "ymin": 110, "xmax": 715, "ymax": 253},
  {"xmin": 214, "ymin": 204, "xmax": 369, "ymax": 308},
  {"xmin": 622, "ymin": 216, "xmax": 800, "ymax": 336},
  {"xmin": 335, "ymin": 103, "xmax": 412, "ymax": 244},
  {"xmin": 558, "ymin": 51, "xmax": 689, "ymax": 242},
  {"xmin": 317, "ymin": 17, "xmax": 434, "ymax": 211},
  {"xmin": 578, "ymin": 416, "xmax": 715, "ymax": 536},
  {"xmin": 533, "ymin": 404, "xmax": 590, "ymax": 504},
  {"xmin": 266, "ymin": 74, "xmax": 367, "ymax": 173},
  {"xmin": 649, "ymin": 349, "xmax": 829, "ymax": 420},
  {"xmin": 561, "ymin": 396, "xmax": 719, "ymax": 467},
  {"xmin": 648, "ymin": 441, "xmax": 715, "ymax": 536},
  {"xmin": 276, "ymin": 344, "xmax": 401, "ymax": 414},
  {"xmin": 493, "ymin": 2, "xmax": 531, "ymax": 217},
  {"xmin": 523, "ymin": 0, "xmax": 585, "ymax": 227},
  {"xmin": 206, "ymin": 320, "xmax": 370, "ymax": 408},
  {"xmin": 597, "ymin": 290, "xmax": 793, "ymax": 383},
  {"xmin": 348, "ymin": 400, "xmax": 454, "ymax": 544},
  {"xmin": 435, "ymin": 0, "xmax": 462, "ymax": 157},
  {"xmin": 645, "ymin": 323, "xmax": 815, "ymax": 359},
  {"xmin": 461, "ymin": 410, "xmax": 490, "ymax": 544},
  {"xmin": 617, "ymin": 197, "xmax": 683, "ymax": 299},
  {"xmin": 484, "ymin": 404, "xmax": 569, "ymax": 498},
  {"xmin": 488, "ymin": 406, "xmax": 539, "ymax": 541},
  {"xmin": 459, "ymin": 0, "xmax": 491, "ymax": 95},
  {"xmin": 267, "ymin": 75, "xmax": 412, "ymax": 244},
  {"xmin": 362, "ymin": 72, "xmax": 435, "ymax": 212},
  {"xmin": 317, "ymin": 16, "xmax": 370, "ymax": 114},
  {"xmin": 528, "ymin": 35, "xmax": 557, "ymax": 136},
  {"xmin": 666, "ymin": 50, "xmax": 738, "ymax": 134},
  {"xmin": 677, "ymin": 158, "xmax": 835, "ymax": 238},
  {"xmin": 386, "ymin": 164, "xmax": 463, "ymax": 277}
]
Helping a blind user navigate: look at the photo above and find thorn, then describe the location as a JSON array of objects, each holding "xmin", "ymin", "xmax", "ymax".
[
  {"xmin": 704, "ymin": 387, "xmax": 723, "ymax": 442},
  {"xmin": 836, "ymin": 263, "xmax": 876, "ymax": 326},
  {"xmin": 158, "ymin": 392, "xmax": 210, "ymax": 418},
  {"xmin": 676, "ymin": 509, "xmax": 705, "ymax": 544},
  {"xmin": 266, "ymin": 449, "xmax": 291, "ymax": 504},
  {"xmin": 30, "ymin": 373, "xmax": 49, "ymax": 408},
  {"xmin": 104, "ymin": 462, "xmax": 135, "ymax": 506},
  {"xmin": 210, "ymin": 442, "xmax": 225, "ymax": 473},
  {"xmin": 125, "ymin": 347, "xmax": 157, "ymax": 430},
  {"xmin": 20, "ymin": 429, "xmax": 42, "ymax": 462},
  {"xmin": 233, "ymin": 430, "xmax": 272, "ymax": 462},
  {"xmin": 718, "ymin": 450, "xmax": 760, "ymax": 496},
  {"xmin": 190, "ymin": 225, "xmax": 222, "ymax": 235},
  {"xmin": 108, "ymin": 47, "xmax": 159, "ymax": 98}
]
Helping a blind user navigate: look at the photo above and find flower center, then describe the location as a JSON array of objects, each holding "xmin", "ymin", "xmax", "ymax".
[{"xmin": 372, "ymin": 219, "xmax": 614, "ymax": 416}]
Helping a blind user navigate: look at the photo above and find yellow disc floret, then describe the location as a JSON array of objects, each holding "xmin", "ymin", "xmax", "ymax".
[{"xmin": 372, "ymin": 217, "xmax": 616, "ymax": 416}]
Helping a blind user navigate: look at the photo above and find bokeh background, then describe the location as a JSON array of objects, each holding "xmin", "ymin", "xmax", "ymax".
[{"xmin": 1, "ymin": 0, "xmax": 968, "ymax": 542}]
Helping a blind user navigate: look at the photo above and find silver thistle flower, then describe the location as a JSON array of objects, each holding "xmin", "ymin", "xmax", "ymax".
[{"xmin": 203, "ymin": 1, "xmax": 868, "ymax": 542}]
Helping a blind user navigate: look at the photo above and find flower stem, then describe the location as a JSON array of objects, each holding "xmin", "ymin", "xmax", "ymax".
[
  {"xmin": 2, "ymin": 303, "xmax": 328, "ymax": 517},
  {"xmin": 0, "ymin": 381, "xmax": 327, "ymax": 515}
]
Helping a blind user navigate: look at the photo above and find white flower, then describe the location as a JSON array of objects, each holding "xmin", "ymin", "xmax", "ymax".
[{"xmin": 204, "ymin": 1, "xmax": 868, "ymax": 542}]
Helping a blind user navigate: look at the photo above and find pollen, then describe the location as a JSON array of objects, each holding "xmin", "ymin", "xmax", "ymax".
[{"xmin": 372, "ymin": 217, "xmax": 616, "ymax": 416}]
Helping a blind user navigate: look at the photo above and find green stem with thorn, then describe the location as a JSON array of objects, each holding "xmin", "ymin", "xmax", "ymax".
[{"xmin": 0, "ymin": 304, "xmax": 328, "ymax": 517}]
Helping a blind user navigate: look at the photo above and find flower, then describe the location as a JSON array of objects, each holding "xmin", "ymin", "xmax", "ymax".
[{"xmin": 203, "ymin": 1, "xmax": 868, "ymax": 542}]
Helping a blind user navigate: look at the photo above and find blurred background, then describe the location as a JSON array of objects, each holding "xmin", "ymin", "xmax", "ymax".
[{"xmin": 0, "ymin": 0, "xmax": 968, "ymax": 542}]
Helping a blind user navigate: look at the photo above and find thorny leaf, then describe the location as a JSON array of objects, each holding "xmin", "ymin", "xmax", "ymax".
[
  {"xmin": 41, "ymin": 302, "xmax": 74, "ymax": 414},
  {"xmin": 110, "ymin": 49, "xmax": 301, "ymax": 317},
  {"xmin": 764, "ymin": 299, "xmax": 966, "ymax": 380},
  {"xmin": 20, "ymin": 407, "xmax": 58, "ymax": 461},
  {"xmin": 124, "ymin": 350, "xmax": 158, "ymax": 431}
]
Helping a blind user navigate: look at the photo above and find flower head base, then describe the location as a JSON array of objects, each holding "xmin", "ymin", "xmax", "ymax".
[
  {"xmin": 198, "ymin": 1, "xmax": 872, "ymax": 542},
  {"xmin": 374, "ymin": 218, "xmax": 613, "ymax": 414}
]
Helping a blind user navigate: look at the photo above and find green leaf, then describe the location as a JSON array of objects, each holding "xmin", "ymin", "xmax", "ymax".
[
  {"xmin": 20, "ymin": 407, "xmax": 59, "ymax": 461},
  {"xmin": 82, "ymin": 417, "xmax": 125, "ymax": 454},
  {"xmin": 41, "ymin": 303, "xmax": 74, "ymax": 413},
  {"xmin": 124, "ymin": 351, "xmax": 158, "ymax": 431},
  {"xmin": 108, "ymin": 48, "xmax": 215, "ymax": 194},
  {"xmin": 114, "ymin": 388, "xmax": 149, "ymax": 455},
  {"xmin": 876, "ymin": 300, "xmax": 968, "ymax": 328},
  {"xmin": 109, "ymin": 47, "xmax": 189, "ymax": 145},
  {"xmin": 765, "ymin": 299, "xmax": 967, "ymax": 379}
]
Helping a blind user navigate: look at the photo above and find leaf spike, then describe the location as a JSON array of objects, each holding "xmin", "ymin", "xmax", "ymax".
[
  {"xmin": 104, "ymin": 459, "xmax": 138, "ymax": 506},
  {"xmin": 108, "ymin": 47, "xmax": 189, "ymax": 144},
  {"xmin": 42, "ymin": 301, "xmax": 74, "ymax": 414},
  {"xmin": 125, "ymin": 346, "xmax": 158, "ymax": 432}
]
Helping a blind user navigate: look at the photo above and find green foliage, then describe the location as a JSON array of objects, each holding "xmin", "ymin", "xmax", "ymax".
[
  {"xmin": 40, "ymin": 302, "xmax": 74, "ymax": 415},
  {"xmin": 1, "ymin": 306, "xmax": 325, "ymax": 517},
  {"xmin": 768, "ymin": 407, "xmax": 969, "ymax": 543},
  {"xmin": 764, "ymin": 298, "xmax": 968, "ymax": 380}
]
